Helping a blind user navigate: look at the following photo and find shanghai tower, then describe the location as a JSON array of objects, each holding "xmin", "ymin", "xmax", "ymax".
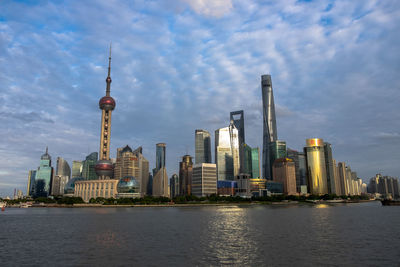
[
  {"xmin": 95, "ymin": 45, "xmax": 116, "ymax": 180},
  {"xmin": 261, "ymin": 74, "xmax": 277, "ymax": 180}
]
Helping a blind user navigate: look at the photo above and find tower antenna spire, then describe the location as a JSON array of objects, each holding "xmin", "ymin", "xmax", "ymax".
[{"xmin": 106, "ymin": 42, "xmax": 112, "ymax": 96}]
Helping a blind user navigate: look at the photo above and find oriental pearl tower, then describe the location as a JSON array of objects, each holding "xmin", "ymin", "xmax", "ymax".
[{"xmin": 95, "ymin": 45, "xmax": 116, "ymax": 179}]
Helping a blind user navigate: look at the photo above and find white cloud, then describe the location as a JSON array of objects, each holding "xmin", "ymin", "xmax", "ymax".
[{"xmin": 182, "ymin": 0, "xmax": 233, "ymax": 17}]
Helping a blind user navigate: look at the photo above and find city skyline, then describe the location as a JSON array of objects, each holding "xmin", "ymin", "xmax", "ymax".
[{"xmin": 1, "ymin": 0, "xmax": 400, "ymax": 196}]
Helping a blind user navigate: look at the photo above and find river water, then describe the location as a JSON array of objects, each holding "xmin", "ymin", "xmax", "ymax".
[{"xmin": 0, "ymin": 201, "xmax": 399, "ymax": 266}]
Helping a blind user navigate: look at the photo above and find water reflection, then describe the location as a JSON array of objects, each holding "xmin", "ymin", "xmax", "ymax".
[{"xmin": 201, "ymin": 206, "xmax": 259, "ymax": 265}]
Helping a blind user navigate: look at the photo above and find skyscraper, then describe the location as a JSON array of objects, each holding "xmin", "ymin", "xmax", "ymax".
[
  {"xmin": 27, "ymin": 170, "xmax": 36, "ymax": 196},
  {"xmin": 269, "ymin": 140, "xmax": 287, "ymax": 178},
  {"xmin": 338, "ymin": 162, "xmax": 348, "ymax": 195},
  {"xmin": 51, "ymin": 157, "xmax": 71, "ymax": 196},
  {"xmin": 155, "ymin": 143, "xmax": 166, "ymax": 172},
  {"xmin": 324, "ymin": 142, "xmax": 337, "ymax": 195},
  {"xmin": 261, "ymin": 74, "xmax": 278, "ymax": 180},
  {"xmin": 287, "ymin": 148, "xmax": 307, "ymax": 193},
  {"xmin": 34, "ymin": 147, "xmax": 54, "ymax": 197},
  {"xmin": 152, "ymin": 143, "xmax": 168, "ymax": 197},
  {"xmin": 305, "ymin": 138, "xmax": 328, "ymax": 195},
  {"xmin": 215, "ymin": 122, "xmax": 240, "ymax": 181},
  {"xmin": 94, "ymin": 45, "xmax": 116, "ymax": 180},
  {"xmin": 230, "ymin": 110, "xmax": 245, "ymax": 173},
  {"xmin": 170, "ymin": 174, "xmax": 179, "ymax": 198},
  {"xmin": 272, "ymin": 158, "xmax": 297, "ymax": 195},
  {"xmin": 82, "ymin": 152, "xmax": 98, "ymax": 180},
  {"xmin": 195, "ymin": 130, "xmax": 212, "ymax": 164},
  {"xmin": 192, "ymin": 163, "xmax": 217, "ymax": 197},
  {"xmin": 71, "ymin": 161, "xmax": 83, "ymax": 178},
  {"xmin": 251, "ymin": 147, "xmax": 261, "ymax": 178},
  {"xmin": 179, "ymin": 155, "xmax": 193, "ymax": 196}
]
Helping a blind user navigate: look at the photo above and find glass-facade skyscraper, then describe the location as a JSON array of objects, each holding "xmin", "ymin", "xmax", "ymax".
[
  {"xmin": 34, "ymin": 147, "xmax": 54, "ymax": 197},
  {"xmin": 155, "ymin": 143, "xmax": 166, "ymax": 172},
  {"xmin": 324, "ymin": 142, "xmax": 337, "ymax": 195},
  {"xmin": 71, "ymin": 161, "xmax": 83, "ymax": 178},
  {"xmin": 27, "ymin": 170, "xmax": 36, "ymax": 196},
  {"xmin": 251, "ymin": 147, "xmax": 261, "ymax": 178},
  {"xmin": 215, "ymin": 122, "xmax": 240, "ymax": 181},
  {"xmin": 305, "ymin": 138, "xmax": 328, "ymax": 195},
  {"xmin": 51, "ymin": 157, "xmax": 71, "ymax": 196},
  {"xmin": 82, "ymin": 152, "xmax": 98, "ymax": 180},
  {"xmin": 195, "ymin": 130, "xmax": 212, "ymax": 164},
  {"xmin": 261, "ymin": 74, "xmax": 278, "ymax": 180},
  {"xmin": 269, "ymin": 140, "xmax": 287, "ymax": 178}
]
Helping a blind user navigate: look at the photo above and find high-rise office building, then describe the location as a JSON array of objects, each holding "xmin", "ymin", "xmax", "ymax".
[
  {"xmin": 287, "ymin": 149, "xmax": 307, "ymax": 193},
  {"xmin": 305, "ymin": 138, "xmax": 328, "ymax": 195},
  {"xmin": 323, "ymin": 142, "xmax": 337, "ymax": 195},
  {"xmin": 195, "ymin": 130, "xmax": 212, "ymax": 164},
  {"xmin": 242, "ymin": 143, "xmax": 252, "ymax": 176},
  {"xmin": 51, "ymin": 157, "xmax": 71, "ymax": 196},
  {"xmin": 230, "ymin": 110, "xmax": 245, "ymax": 173},
  {"xmin": 27, "ymin": 170, "xmax": 36, "ymax": 196},
  {"xmin": 82, "ymin": 152, "xmax": 98, "ymax": 180},
  {"xmin": 153, "ymin": 143, "xmax": 168, "ymax": 197},
  {"xmin": 170, "ymin": 174, "xmax": 179, "ymax": 198},
  {"xmin": 215, "ymin": 122, "xmax": 240, "ymax": 181},
  {"xmin": 155, "ymin": 143, "xmax": 166, "ymax": 172},
  {"xmin": 251, "ymin": 147, "xmax": 261, "ymax": 178},
  {"xmin": 261, "ymin": 74, "xmax": 278, "ymax": 180},
  {"xmin": 269, "ymin": 140, "xmax": 287, "ymax": 179},
  {"xmin": 179, "ymin": 155, "xmax": 193, "ymax": 196},
  {"xmin": 34, "ymin": 147, "xmax": 54, "ymax": 197},
  {"xmin": 192, "ymin": 163, "xmax": 217, "ymax": 197},
  {"xmin": 333, "ymin": 159, "xmax": 342, "ymax": 196},
  {"xmin": 272, "ymin": 158, "xmax": 297, "ymax": 195},
  {"xmin": 338, "ymin": 162, "xmax": 348, "ymax": 195},
  {"xmin": 71, "ymin": 161, "xmax": 83, "ymax": 178}
]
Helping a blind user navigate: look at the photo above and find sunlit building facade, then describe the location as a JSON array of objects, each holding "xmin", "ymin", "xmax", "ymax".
[
  {"xmin": 195, "ymin": 129, "xmax": 212, "ymax": 164},
  {"xmin": 71, "ymin": 161, "xmax": 83, "ymax": 178},
  {"xmin": 179, "ymin": 155, "xmax": 193, "ymax": 196},
  {"xmin": 51, "ymin": 157, "xmax": 71, "ymax": 196},
  {"xmin": 261, "ymin": 74, "xmax": 278, "ymax": 180},
  {"xmin": 269, "ymin": 140, "xmax": 287, "ymax": 177},
  {"xmin": 272, "ymin": 158, "xmax": 297, "ymax": 195},
  {"xmin": 230, "ymin": 110, "xmax": 245, "ymax": 173},
  {"xmin": 27, "ymin": 170, "xmax": 36, "ymax": 196},
  {"xmin": 305, "ymin": 138, "xmax": 328, "ymax": 195},
  {"xmin": 215, "ymin": 122, "xmax": 240, "ymax": 181},
  {"xmin": 192, "ymin": 163, "xmax": 217, "ymax": 197}
]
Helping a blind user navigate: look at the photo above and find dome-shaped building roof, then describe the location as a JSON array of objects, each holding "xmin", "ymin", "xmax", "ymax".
[
  {"xmin": 117, "ymin": 176, "xmax": 140, "ymax": 194},
  {"xmin": 64, "ymin": 177, "xmax": 85, "ymax": 195}
]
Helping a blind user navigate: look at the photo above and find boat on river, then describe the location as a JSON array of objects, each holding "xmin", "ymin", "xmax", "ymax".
[{"xmin": 381, "ymin": 199, "xmax": 400, "ymax": 206}]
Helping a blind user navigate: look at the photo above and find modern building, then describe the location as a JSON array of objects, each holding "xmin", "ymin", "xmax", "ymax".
[
  {"xmin": 215, "ymin": 122, "xmax": 240, "ymax": 181},
  {"xmin": 242, "ymin": 143, "xmax": 252, "ymax": 176},
  {"xmin": 195, "ymin": 129, "xmax": 212, "ymax": 164},
  {"xmin": 155, "ymin": 143, "xmax": 166, "ymax": 172},
  {"xmin": 76, "ymin": 47, "xmax": 117, "ymax": 200},
  {"xmin": 179, "ymin": 155, "xmax": 193, "ymax": 196},
  {"xmin": 217, "ymin": 180, "xmax": 237, "ymax": 196},
  {"xmin": 287, "ymin": 149, "xmax": 307, "ymax": 193},
  {"xmin": 51, "ymin": 157, "xmax": 71, "ymax": 196},
  {"xmin": 251, "ymin": 147, "xmax": 261, "ymax": 178},
  {"xmin": 261, "ymin": 74, "xmax": 278, "ymax": 180},
  {"xmin": 82, "ymin": 152, "xmax": 98, "ymax": 180},
  {"xmin": 272, "ymin": 158, "xmax": 297, "ymax": 195},
  {"xmin": 192, "ymin": 163, "xmax": 217, "ymax": 197},
  {"xmin": 324, "ymin": 142, "xmax": 337, "ymax": 195},
  {"xmin": 305, "ymin": 138, "xmax": 328, "ymax": 195},
  {"xmin": 235, "ymin": 174, "xmax": 267, "ymax": 197},
  {"xmin": 71, "ymin": 160, "xmax": 83, "ymax": 178},
  {"xmin": 116, "ymin": 176, "xmax": 141, "ymax": 199},
  {"xmin": 230, "ymin": 110, "xmax": 245, "ymax": 173},
  {"xmin": 269, "ymin": 140, "xmax": 287, "ymax": 177},
  {"xmin": 27, "ymin": 170, "xmax": 36, "ymax": 196},
  {"xmin": 338, "ymin": 162, "xmax": 348, "ymax": 195},
  {"xmin": 152, "ymin": 167, "xmax": 168, "ymax": 197},
  {"xmin": 64, "ymin": 177, "xmax": 85, "ymax": 196},
  {"xmin": 34, "ymin": 147, "xmax": 54, "ymax": 197},
  {"xmin": 170, "ymin": 174, "xmax": 179, "ymax": 198}
]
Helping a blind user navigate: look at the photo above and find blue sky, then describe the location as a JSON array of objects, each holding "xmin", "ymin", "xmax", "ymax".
[{"xmin": 0, "ymin": 0, "xmax": 399, "ymax": 197}]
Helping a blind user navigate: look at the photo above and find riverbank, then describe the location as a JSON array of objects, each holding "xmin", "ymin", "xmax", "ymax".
[{"xmin": 4, "ymin": 199, "xmax": 376, "ymax": 208}]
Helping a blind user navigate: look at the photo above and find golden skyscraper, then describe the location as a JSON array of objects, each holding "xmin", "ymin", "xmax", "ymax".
[{"xmin": 305, "ymin": 138, "xmax": 328, "ymax": 195}]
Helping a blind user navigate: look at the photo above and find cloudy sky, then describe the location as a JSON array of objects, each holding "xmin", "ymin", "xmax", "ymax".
[{"xmin": 0, "ymin": 0, "xmax": 399, "ymax": 197}]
